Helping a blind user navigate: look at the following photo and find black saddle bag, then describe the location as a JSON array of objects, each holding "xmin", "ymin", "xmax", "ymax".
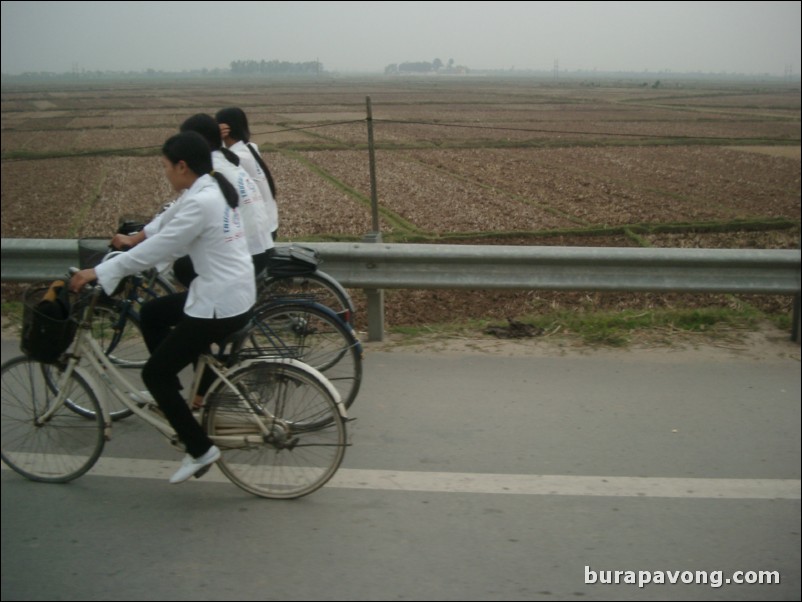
[{"xmin": 266, "ymin": 246, "xmax": 320, "ymax": 277}]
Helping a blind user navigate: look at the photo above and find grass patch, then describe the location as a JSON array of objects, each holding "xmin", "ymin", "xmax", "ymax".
[
  {"xmin": 389, "ymin": 306, "xmax": 769, "ymax": 348},
  {"xmin": 513, "ymin": 306, "xmax": 764, "ymax": 346},
  {"xmin": 1, "ymin": 301, "xmax": 24, "ymax": 331}
]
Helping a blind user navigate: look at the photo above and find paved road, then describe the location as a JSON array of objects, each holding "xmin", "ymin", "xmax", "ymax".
[{"xmin": 1, "ymin": 338, "xmax": 800, "ymax": 600}]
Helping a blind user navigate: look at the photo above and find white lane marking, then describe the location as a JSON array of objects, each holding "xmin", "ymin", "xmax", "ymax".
[
  {"xmin": 330, "ymin": 469, "xmax": 801, "ymax": 499},
  {"xmin": 3, "ymin": 457, "xmax": 799, "ymax": 499}
]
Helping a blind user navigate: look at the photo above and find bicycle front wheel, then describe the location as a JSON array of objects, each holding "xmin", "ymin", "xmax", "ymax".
[
  {"xmin": 203, "ymin": 361, "xmax": 346, "ymax": 499},
  {"xmin": 93, "ymin": 301, "xmax": 148, "ymax": 370},
  {"xmin": 1, "ymin": 356, "xmax": 105, "ymax": 483},
  {"xmin": 94, "ymin": 271, "xmax": 173, "ymax": 370}
]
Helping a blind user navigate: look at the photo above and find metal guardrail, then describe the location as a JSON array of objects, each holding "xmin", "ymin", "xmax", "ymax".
[
  {"xmin": 2, "ymin": 238, "xmax": 800, "ymax": 341},
  {"xmin": 308, "ymin": 242, "xmax": 801, "ymax": 294}
]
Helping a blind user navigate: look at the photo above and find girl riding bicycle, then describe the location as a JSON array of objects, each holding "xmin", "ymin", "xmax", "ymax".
[
  {"xmin": 70, "ymin": 131, "xmax": 255, "ymax": 484},
  {"xmin": 216, "ymin": 107, "xmax": 279, "ymax": 241}
]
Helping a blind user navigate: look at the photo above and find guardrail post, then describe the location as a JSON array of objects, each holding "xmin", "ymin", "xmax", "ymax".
[
  {"xmin": 362, "ymin": 232, "xmax": 385, "ymax": 341},
  {"xmin": 362, "ymin": 96, "xmax": 385, "ymax": 342},
  {"xmin": 793, "ymin": 292, "xmax": 801, "ymax": 344}
]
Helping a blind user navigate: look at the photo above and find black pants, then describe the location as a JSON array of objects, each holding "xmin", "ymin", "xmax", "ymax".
[{"xmin": 140, "ymin": 292, "xmax": 251, "ymax": 458}]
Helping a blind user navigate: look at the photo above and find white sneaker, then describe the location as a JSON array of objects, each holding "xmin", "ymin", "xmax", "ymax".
[
  {"xmin": 169, "ymin": 445, "xmax": 221, "ymax": 484},
  {"xmin": 130, "ymin": 390, "xmax": 154, "ymax": 405}
]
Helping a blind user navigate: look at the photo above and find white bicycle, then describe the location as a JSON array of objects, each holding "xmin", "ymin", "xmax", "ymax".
[{"xmin": 1, "ymin": 282, "xmax": 348, "ymax": 499}]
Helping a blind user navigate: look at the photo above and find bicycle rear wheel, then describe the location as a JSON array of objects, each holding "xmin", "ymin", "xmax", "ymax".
[
  {"xmin": 248, "ymin": 302, "xmax": 362, "ymax": 409},
  {"xmin": 1, "ymin": 356, "xmax": 105, "ymax": 483},
  {"xmin": 203, "ymin": 361, "xmax": 346, "ymax": 499},
  {"xmin": 260, "ymin": 271, "xmax": 356, "ymax": 325}
]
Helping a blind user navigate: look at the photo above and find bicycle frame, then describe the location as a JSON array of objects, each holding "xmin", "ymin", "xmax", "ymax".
[{"xmin": 41, "ymin": 289, "xmax": 345, "ymax": 448}]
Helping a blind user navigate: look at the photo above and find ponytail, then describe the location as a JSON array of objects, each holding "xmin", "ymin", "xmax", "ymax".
[
  {"xmin": 220, "ymin": 147, "xmax": 240, "ymax": 167},
  {"xmin": 215, "ymin": 107, "xmax": 277, "ymax": 198},
  {"xmin": 212, "ymin": 171, "xmax": 239, "ymax": 209},
  {"xmin": 246, "ymin": 143, "xmax": 278, "ymax": 199}
]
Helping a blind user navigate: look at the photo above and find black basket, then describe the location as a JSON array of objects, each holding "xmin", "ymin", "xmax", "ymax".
[
  {"xmin": 78, "ymin": 238, "xmax": 110, "ymax": 269},
  {"xmin": 20, "ymin": 282, "xmax": 77, "ymax": 364}
]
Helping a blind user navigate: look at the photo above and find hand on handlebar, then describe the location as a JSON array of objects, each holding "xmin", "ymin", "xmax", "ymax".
[
  {"xmin": 111, "ymin": 231, "xmax": 144, "ymax": 251},
  {"xmin": 69, "ymin": 268, "xmax": 98, "ymax": 293}
]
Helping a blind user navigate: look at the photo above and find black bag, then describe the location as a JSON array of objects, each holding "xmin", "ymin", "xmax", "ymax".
[
  {"xmin": 20, "ymin": 281, "xmax": 77, "ymax": 364},
  {"xmin": 267, "ymin": 246, "xmax": 320, "ymax": 277}
]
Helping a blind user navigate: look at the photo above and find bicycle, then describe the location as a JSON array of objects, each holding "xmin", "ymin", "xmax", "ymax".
[
  {"xmin": 1, "ymin": 282, "xmax": 348, "ymax": 499},
  {"xmin": 79, "ymin": 237, "xmax": 362, "ymax": 413},
  {"xmin": 80, "ymin": 272, "xmax": 364, "ymax": 413}
]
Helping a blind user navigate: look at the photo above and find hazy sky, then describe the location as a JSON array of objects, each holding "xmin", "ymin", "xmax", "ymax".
[{"xmin": 2, "ymin": 1, "xmax": 800, "ymax": 75}]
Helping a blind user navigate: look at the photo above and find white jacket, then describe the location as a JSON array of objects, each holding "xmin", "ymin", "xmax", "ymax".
[
  {"xmin": 229, "ymin": 141, "xmax": 279, "ymax": 233},
  {"xmin": 212, "ymin": 150, "xmax": 273, "ymax": 256},
  {"xmin": 96, "ymin": 174, "xmax": 255, "ymax": 319}
]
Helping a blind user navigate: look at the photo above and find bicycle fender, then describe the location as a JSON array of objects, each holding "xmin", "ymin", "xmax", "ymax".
[{"xmin": 239, "ymin": 357, "xmax": 348, "ymax": 419}]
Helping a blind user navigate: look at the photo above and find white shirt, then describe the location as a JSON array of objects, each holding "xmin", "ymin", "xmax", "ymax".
[
  {"xmin": 212, "ymin": 150, "xmax": 273, "ymax": 256},
  {"xmin": 96, "ymin": 174, "xmax": 255, "ymax": 319},
  {"xmin": 229, "ymin": 140, "xmax": 279, "ymax": 234}
]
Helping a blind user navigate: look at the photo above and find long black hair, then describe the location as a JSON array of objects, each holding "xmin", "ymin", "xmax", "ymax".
[
  {"xmin": 180, "ymin": 113, "xmax": 240, "ymax": 167},
  {"xmin": 215, "ymin": 107, "xmax": 277, "ymax": 199},
  {"xmin": 161, "ymin": 131, "xmax": 239, "ymax": 209}
]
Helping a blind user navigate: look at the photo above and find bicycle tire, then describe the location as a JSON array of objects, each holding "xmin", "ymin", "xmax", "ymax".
[
  {"xmin": 1, "ymin": 356, "xmax": 105, "ymax": 483},
  {"xmin": 98, "ymin": 272, "xmax": 174, "ymax": 369},
  {"xmin": 248, "ymin": 301, "xmax": 362, "ymax": 409},
  {"xmin": 46, "ymin": 358, "xmax": 135, "ymax": 422},
  {"xmin": 260, "ymin": 271, "xmax": 356, "ymax": 325},
  {"xmin": 203, "ymin": 360, "xmax": 346, "ymax": 499},
  {"xmin": 92, "ymin": 301, "xmax": 149, "ymax": 369}
]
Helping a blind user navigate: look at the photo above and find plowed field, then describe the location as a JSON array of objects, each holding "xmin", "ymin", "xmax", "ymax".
[{"xmin": 2, "ymin": 77, "xmax": 799, "ymax": 331}]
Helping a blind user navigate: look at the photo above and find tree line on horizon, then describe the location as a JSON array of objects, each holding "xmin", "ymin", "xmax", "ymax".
[
  {"xmin": 229, "ymin": 59, "xmax": 324, "ymax": 75},
  {"xmin": 384, "ymin": 58, "xmax": 469, "ymax": 75}
]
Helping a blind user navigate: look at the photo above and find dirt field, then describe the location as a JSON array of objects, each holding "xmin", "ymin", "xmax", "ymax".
[{"xmin": 2, "ymin": 77, "xmax": 799, "ymax": 332}]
